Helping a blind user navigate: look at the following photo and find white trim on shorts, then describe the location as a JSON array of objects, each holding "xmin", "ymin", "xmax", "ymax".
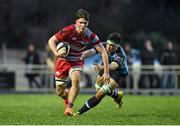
[
  {"xmin": 69, "ymin": 66, "xmax": 83, "ymax": 79},
  {"xmin": 55, "ymin": 77, "xmax": 67, "ymax": 86}
]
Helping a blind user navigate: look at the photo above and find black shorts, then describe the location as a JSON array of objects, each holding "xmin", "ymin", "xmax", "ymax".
[{"xmin": 98, "ymin": 70, "xmax": 128, "ymax": 84}]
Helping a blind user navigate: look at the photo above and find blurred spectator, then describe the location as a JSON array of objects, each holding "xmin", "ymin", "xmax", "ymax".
[
  {"xmin": 122, "ymin": 43, "xmax": 141, "ymax": 89},
  {"xmin": 45, "ymin": 44, "xmax": 55, "ymax": 72},
  {"xmin": 122, "ymin": 43, "xmax": 133, "ymax": 88},
  {"xmin": 40, "ymin": 44, "xmax": 55, "ymax": 88},
  {"xmin": 139, "ymin": 40, "xmax": 159, "ymax": 88},
  {"xmin": 124, "ymin": 43, "xmax": 134, "ymax": 65},
  {"xmin": 23, "ymin": 43, "xmax": 41, "ymax": 88},
  {"xmin": 160, "ymin": 41, "xmax": 177, "ymax": 88}
]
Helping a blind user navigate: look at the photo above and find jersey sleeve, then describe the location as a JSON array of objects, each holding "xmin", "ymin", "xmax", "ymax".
[
  {"xmin": 112, "ymin": 54, "xmax": 122, "ymax": 67},
  {"xmin": 85, "ymin": 28, "xmax": 101, "ymax": 46},
  {"xmin": 93, "ymin": 47, "xmax": 99, "ymax": 54},
  {"xmin": 113, "ymin": 47, "xmax": 127, "ymax": 67}
]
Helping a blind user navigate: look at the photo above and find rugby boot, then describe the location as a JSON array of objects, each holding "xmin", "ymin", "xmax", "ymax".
[{"xmin": 114, "ymin": 91, "xmax": 123, "ymax": 108}]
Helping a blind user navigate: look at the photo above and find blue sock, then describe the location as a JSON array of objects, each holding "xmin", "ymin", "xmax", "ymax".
[
  {"xmin": 78, "ymin": 96, "xmax": 100, "ymax": 114},
  {"xmin": 107, "ymin": 90, "xmax": 118, "ymax": 99}
]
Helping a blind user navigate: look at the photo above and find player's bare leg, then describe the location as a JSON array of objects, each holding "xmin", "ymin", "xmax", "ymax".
[
  {"xmin": 95, "ymin": 75, "xmax": 103, "ymax": 92},
  {"xmin": 64, "ymin": 70, "xmax": 81, "ymax": 116},
  {"xmin": 75, "ymin": 78, "xmax": 122, "ymax": 115},
  {"xmin": 105, "ymin": 79, "xmax": 123, "ymax": 108},
  {"xmin": 63, "ymin": 89, "xmax": 70, "ymax": 106},
  {"xmin": 56, "ymin": 85, "xmax": 69, "ymax": 106},
  {"xmin": 76, "ymin": 79, "xmax": 114, "ymax": 115},
  {"xmin": 75, "ymin": 89, "xmax": 105, "ymax": 115}
]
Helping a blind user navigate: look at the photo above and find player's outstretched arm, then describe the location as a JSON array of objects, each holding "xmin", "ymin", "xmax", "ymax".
[
  {"xmin": 95, "ymin": 43, "xmax": 110, "ymax": 83},
  {"xmin": 93, "ymin": 61, "xmax": 119, "ymax": 72},
  {"xmin": 81, "ymin": 48, "xmax": 96, "ymax": 60}
]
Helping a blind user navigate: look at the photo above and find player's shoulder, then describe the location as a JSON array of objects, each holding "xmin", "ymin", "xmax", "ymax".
[
  {"xmin": 115, "ymin": 46, "xmax": 122, "ymax": 54},
  {"xmin": 117, "ymin": 46, "xmax": 124, "ymax": 52},
  {"xmin": 117, "ymin": 46, "xmax": 127, "ymax": 56},
  {"xmin": 63, "ymin": 24, "xmax": 75, "ymax": 30},
  {"xmin": 84, "ymin": 28, "xmax": 96, "ymax": 36},
  {"xmin": 62, "ymin": 24, "xmax": 75, "ymax": 33}
]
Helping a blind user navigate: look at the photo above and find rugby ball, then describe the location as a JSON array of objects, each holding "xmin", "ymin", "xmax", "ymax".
[{"xmin": 56, "ymin": 42, "xmax": 70, "ymax": 57}]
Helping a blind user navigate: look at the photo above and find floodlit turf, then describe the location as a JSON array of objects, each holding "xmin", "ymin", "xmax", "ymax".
[{"xmin": 0, "ymin": 93, "xmax": 179, "ymax": 125}]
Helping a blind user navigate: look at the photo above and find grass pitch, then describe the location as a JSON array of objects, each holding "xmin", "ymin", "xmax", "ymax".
[{"xmin": 0, "ymin": 93, "xmax": 179, "ymax": 125}]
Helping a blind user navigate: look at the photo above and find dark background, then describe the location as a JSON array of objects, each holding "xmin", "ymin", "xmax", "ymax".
[{"xmin": 1, "ymin": 0, "xmax": 180, "ymax": 50}]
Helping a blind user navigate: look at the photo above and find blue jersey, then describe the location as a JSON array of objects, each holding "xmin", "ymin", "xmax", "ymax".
[
  {"xmin": 108, "ymin": 46, "xmax": 128, "ymax": 77},
  {"xmin": 94, "ymin": 45, "xmax": 128, "ymax": 77}
]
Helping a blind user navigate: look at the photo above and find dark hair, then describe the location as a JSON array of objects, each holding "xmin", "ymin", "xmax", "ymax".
[
  {"xmin": 75, "ymin": 9, "xmax": 89, "ymax": 21},
  {"xmin": 107, "ymin": 33, "xmax": 122, "ymax": 44}
]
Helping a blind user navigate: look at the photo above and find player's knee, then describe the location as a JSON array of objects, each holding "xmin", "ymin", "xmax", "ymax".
[
  {"xmin": 71, "ymin": 77, "xmax": 80, "ymax": 85},
  {"xmin": 56, "ymin": 87, "xmax": 64, "ymax": 97},
  {"xmin": 55, "ymin": 83, "xmax": 66, "ymax": 97},
  {"xmin": 95, "ymin": 83, "xmax": 101, "ymax": 92},
  {"xmin": 100, "ymin": 84, "xmax": 112, "ymax": 95},
  {"xmin": 71, "ymin": 83, "xmax": 80, "ymax": 92},
  {"xmin": 56, "ymin": 85, "xmax": 66, "ymax": 97},
  {"xmin": 71, "ymin": 76, "xmax": 81, "ymax": 90},
  {"xmin": 71, "ymin": 70, "xmax": 81, "ymax": 82}
]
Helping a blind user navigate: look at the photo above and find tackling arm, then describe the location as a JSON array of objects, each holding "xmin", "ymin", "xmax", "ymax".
[
  {"xmin": 95, "ymin": 43, "xmax": 110, "ymax": 83},
  {"xmin": 94, "ymin": 61, "xmax": 119, "ymax": 71},
  {"xmin": 81, "ymin": 48, "xmax": 97, "ymax": 60}
]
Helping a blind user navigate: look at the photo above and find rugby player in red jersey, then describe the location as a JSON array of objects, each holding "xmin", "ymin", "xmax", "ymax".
[{"xmin": 48, "ymin": 9, "xmax": 110, "ymax": 116}]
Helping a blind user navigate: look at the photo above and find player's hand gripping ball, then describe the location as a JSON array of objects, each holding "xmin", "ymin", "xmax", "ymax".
[{"xmin": 56, "ymin": 42, "xmax": 70, "ymax": 57}]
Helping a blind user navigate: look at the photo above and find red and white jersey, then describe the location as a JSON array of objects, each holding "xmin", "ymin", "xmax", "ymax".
[{"xmin": 55, "ymin": 24, "xmax": 101, "ymax": 61}]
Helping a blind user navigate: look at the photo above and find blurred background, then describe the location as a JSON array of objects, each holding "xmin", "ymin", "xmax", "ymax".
[{"xmin": 0, "ymin": 0, "xmax": 180, "ymax": 94}]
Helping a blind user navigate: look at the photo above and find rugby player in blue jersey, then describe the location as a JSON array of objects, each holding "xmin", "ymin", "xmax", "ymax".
[{"xmin": 75, "ymin": 32, "xmax": 128, "ymax": 115}]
